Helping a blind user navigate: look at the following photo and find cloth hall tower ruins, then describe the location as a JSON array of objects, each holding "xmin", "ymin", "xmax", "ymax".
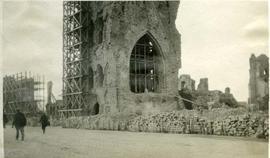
[{"xmin": 63, "ymin": 1, "xmax": 181, "ymax": 116}]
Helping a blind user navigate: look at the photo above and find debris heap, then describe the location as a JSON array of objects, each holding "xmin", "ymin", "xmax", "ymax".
[{"xmin": 58, "ymin": 108, "xmax": 268, "ymax": 139}]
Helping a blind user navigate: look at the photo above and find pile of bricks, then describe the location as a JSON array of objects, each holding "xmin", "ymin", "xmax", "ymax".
[
  {"xmin": 127, "ymin": 111, "xmax": 191, "ymax": 133},
  {"xmin": 58, "ymin": 108, "xmax": 268, "ymax": 139},
  {"xmin": 214, "ymin": 115, "xmax": 269, "ymax": 138},
  {"xmin": 127, "ymin": 112, "xmax": 268, "ymax": 139}
]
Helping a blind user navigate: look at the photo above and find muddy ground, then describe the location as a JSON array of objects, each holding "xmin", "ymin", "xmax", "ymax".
[{"xmin": 4, "ymin": 126, "xmax": 268, "ymax": 158}]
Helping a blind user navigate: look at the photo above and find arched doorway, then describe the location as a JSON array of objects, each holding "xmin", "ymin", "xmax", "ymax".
[
  {"xmin": 129, "ymin": 33, "xmax": 164, "ymax": 93},
  {"xmin": 93, "ymin": 102, "xmax": 99, "ymax": 115}
]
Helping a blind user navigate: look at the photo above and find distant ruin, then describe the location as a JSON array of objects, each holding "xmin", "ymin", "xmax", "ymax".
[
  {"xmin": 46, "ymin": 81, "xmax": 63, "ymax": 118},
  {"xmin": 178, "ymin": 74, "xmax": 195, "ymax": 91},
  {"xmin": 248, "ymin": 54, "xmax": 269, "ymax": 111},
  {"xmin": 62, "ymin": 1, "xmax": 181, "ymax": 117},
  {"xmin": 178, "ymin": 75, "xmax": 238, "ymax": 110},
  {"xmin": 197, "ymin": 78, "xmax": 209, "ymax": 93}
]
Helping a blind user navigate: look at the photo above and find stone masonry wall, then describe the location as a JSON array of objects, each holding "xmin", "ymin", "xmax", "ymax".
[
  {"xmin": 248, "ymin": 54, "xmax": 269, "ymax": 111},
  {"xmin": 84, "ymin": 1, "xmax": 181, "ymax": 114}
]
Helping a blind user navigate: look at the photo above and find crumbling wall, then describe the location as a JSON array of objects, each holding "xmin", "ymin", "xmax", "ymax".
[
  {"xmin": 84, "ymin": 1, "xmax": 181, "ymax": 115},
  {"xmin": 248, "ymin": 54, "xmax": 269, "ymax": 111},
  {"xmin": 219, "ymin": 87, "xmax": 238, "ymax": 108},
  {"xmin": 178, "ymin": 74, "xmax": 195, "ymax": 91},
  {"xmin": 194, "ymin": 88, "xmax": 238, "ymax": 109},
  {"xmin": 118, "ymin": 92, "xmax": 179, "ymax": 115},
  {"xmin": 178, "ymin": 76, "xmax": 239, "ymax": 109},
  {"xmin": 197, "ymin": 78, "xmax": 208, "ymax": 93}
]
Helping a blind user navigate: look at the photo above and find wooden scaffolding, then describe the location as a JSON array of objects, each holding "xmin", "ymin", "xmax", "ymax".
[
  {"xmin": 3, "ymin": 72, "xmax": 45, "ymax": 116},
  {"xmin": 63, "ymin": 1, "xmax": 91, "ymax": 117}
]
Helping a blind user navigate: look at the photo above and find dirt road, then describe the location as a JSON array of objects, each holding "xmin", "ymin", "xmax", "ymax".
[{"xmin": 4, "ymin": 126, "xmax": 268, "ymax": 158}]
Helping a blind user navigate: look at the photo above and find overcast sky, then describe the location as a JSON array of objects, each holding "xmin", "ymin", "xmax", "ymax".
[
  {"xmin": 2, "ymin": 0, "xmax": 268, "ymax": 102},
  {"xmin": 176, "ymin": 0, "xmax": 268, "ymax": 101}
]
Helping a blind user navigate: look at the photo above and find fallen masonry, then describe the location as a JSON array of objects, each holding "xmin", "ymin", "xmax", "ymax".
[{"xmin": 44, "ymin": 108, "xmax": 268, "ymax": 139}]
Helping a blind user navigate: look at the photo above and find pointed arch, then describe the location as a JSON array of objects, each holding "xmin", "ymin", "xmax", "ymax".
[
  {"xmin": 131, "ymin": 31, "xmax": 165, "ymax": 59},
  {"xmin": 129, "ymin": 32, "xmax": 164, "ymax": 93}
]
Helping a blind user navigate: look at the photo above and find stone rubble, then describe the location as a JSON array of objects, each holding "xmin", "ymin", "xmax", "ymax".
[
  {"xmin": 126, "ymin": 111, "xmax": 268, "ymax": 139},
  {"xmin": 54, "ymin": 108, "xmax": 268, "ymax": 139}
]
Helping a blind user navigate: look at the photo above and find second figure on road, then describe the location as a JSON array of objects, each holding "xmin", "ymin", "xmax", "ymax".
[{"xmin": 40, "ymin": 113, "xmax": 50, "ymax": 134}]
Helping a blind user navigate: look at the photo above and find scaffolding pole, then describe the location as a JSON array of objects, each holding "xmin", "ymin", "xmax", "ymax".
[{"xmin": 63, "ymin": 1, "xmax": 91, "ymax": 118}]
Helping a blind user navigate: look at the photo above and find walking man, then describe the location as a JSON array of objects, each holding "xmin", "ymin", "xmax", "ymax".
[
  {"xmin": 40, "ymin": 113, "xmax": 49, "ymax": 134},
  {"xmin": 12, "ymin": 109, "xmax": 27, "ymax": 141},
  {"xmin": 3, "ymin": 112, "xmax": 8, "ymax": 128}
]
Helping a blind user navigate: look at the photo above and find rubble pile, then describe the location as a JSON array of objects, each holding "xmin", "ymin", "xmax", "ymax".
[
  {"xmin": 61, "ymin": 113, "xmax": 136, "ymax": 131},
  {"xmin": 59, "ymin": 108, "xmax": 268, "ymax": 139},
  {"xmin": 127, "ymin": 111, "xmax": 192, "ymax": 133},
  {"xmin": 61, "ymin": 116, "xmax": 128, "ymax": 130},
  {"xmin": 127, "ymin": 111, "xmax": 268, "ymax": 139},
  {"xmin": 202, "ymin": 108, "xmax": 248, "ymax": 120},
  {"xmin": 212, "ymin": 115, "xmax": 269, "ymax": 138}
]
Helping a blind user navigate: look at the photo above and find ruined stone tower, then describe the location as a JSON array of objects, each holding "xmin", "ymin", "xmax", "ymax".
[
  {"xmin": 197, "ymin": 78, "xmax": 208, "ymax": 93},
  {"xmin": 63, "ymin": 1, "xmax": 181, "ymax": 116},
  {"xmin": 248, "ymin": 54, "xmax": 269, "ymax": 110},
  {"xmin": 178, "ymin": 74, "xmax": 195, "ymax": 91}
]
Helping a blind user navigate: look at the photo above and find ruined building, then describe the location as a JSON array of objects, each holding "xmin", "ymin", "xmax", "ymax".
[
  {"xmin": 178, "ymin": 74, "xmax": 195, "ymax": 91},
  {"xmin": 63, "ymin": 1, "xmax": 181, "ymax": 117},
  {"xmin": 197, "ymin": 78, "xmax": 208, "ymax": 93},
  {"xmin": 219, "ymin": 87, "xmax": 238, "ymax": 108},
  {"xmin": 46, "ymin": 81, "xmax": 63, "ymax": 118},
  {"xmin": 248, "ymin": 54, "xmax": 269, "ymax": 110},
  {"xmin": 178, "ymin": 75, "xmax": 238, "ymax": 109},
  {"xmin": 3, "ymin": 72, "xmax": 45, "ymax": 115}
]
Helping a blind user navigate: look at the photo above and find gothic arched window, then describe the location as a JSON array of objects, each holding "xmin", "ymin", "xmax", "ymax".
[{"xmin": 130, "ymin": 33, "xmax": 163, "ymax": 93}]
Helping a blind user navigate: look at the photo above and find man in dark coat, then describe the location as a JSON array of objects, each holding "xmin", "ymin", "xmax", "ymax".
[
  {"xmin": 40, "ymin": 113, "xmax": 49, "ymax": 134},
  {"xmin": 3, "ymin": 112, "xmax": 8, "ymax": 128},
  {"xmin": 12, "ymin": 109, "xmax": 27, "ymax": 141}
]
